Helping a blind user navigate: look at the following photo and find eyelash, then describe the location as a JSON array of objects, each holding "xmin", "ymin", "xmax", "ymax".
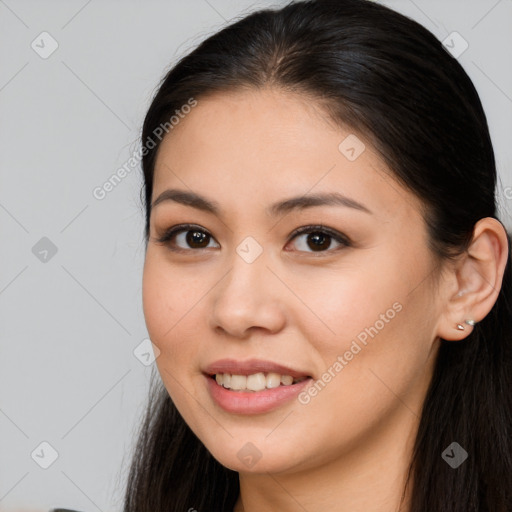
[{"xmin": 154, "ymin": 223, "xmax": 351, "ymax": 255}]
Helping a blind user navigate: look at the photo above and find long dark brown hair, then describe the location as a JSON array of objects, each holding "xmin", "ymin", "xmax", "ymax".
[{"xmin": 123, "ymin": 0, "xmax": 512, "ymax": 510}]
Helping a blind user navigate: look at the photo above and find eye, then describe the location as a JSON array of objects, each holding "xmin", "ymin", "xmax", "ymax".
[
  {"xmin": 286, "ymin": 225, "xmax": 350, "ymax": 254},
  {"xmin": 155, "ymin": 224, "xmax": 219, "ymax": 252},
  {"xmin": 154, "ymin": 223, "xmax": 351, "ymax": 254}
]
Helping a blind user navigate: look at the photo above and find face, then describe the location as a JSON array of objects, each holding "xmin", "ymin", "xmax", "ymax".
[{"xmin": 142, "ymin": 87, "xmax": 442, "ymax": 475}]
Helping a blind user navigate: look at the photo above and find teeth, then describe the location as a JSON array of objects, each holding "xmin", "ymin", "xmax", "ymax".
[
  {"xmin": 266, "ymin": 372, "xmax": 281, "ymax": 389},
  {"xmin": 213, "ymin": 372, "xmax": 308, "ymax": 391},
  {"xmin": 230, "ymin": 375, "xmax": 246, "ymax": 390},
  {"xmin": 247, "ymin": 373, "xmax": 267, "ymax": 391},
  {"xmin": 280, "ymin": 375, "xmax": 293, "ymax": 386}
]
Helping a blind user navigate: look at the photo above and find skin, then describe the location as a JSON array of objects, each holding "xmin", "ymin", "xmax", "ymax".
[{"xmin": 142, "ymin": 87, "xmax": 509, "ymax": 512}]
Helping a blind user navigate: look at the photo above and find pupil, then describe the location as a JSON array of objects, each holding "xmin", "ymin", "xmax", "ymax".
[
  {"xmin": 308, "ymin": 232, "xmax": 330, "ymax": 251},
  {"xmin": 187, "ymin": 230, "xmax": 209, "ymax": 248}
]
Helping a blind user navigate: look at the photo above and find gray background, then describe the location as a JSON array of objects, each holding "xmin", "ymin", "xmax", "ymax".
[{"xmin": 0, "ymin": 0, "xmax": 511, "ymax": 510}]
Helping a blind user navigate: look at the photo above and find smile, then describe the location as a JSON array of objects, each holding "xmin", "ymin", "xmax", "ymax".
[{"xmin": 205, "ymin": 373, "xmax": 313, "ymax": 414}]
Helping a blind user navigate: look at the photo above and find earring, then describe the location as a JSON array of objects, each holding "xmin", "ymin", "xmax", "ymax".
[{"xmin": 455, "ymin": 319, "xmax": 477, "ymax": 330}]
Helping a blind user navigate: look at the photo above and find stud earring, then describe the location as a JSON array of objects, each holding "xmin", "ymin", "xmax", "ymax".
[{"xmin": 455, "ymin": 319, "xmax": 477, "ymax": 330}]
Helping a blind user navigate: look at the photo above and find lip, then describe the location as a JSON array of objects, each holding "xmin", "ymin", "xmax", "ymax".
[
  {"xmin": 203, "ymin": 358, "xmax": 313, "ymax": 415},
  {"xmin": 203, "ymin": 358, "xmax": 311, "ymax": 379},
  {"xmin": 205, "ymin": 373, "xmax": 313, "ymax": 414}
]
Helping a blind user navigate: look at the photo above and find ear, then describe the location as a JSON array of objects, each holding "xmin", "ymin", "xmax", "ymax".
[{"xmin": 436, "ymin": 217, "xmax": 509, "ymax": 341}]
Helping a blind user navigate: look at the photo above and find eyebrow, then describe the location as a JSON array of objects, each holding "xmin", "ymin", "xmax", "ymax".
[{"xmin": 151, "ymin": 188, "xmax": 372, "ymax": 216}]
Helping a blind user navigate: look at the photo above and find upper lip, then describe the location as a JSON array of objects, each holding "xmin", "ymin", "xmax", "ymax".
[{"xmin": 204, "ymin": 358, "xmax": 311, "ymax": 378}]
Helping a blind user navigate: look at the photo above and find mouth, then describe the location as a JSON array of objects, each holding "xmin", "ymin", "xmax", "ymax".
[{"xmin": 202, "ymin": 358, "xmax": 313, "ymax": 414}]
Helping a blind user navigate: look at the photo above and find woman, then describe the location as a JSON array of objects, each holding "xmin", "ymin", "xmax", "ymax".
[{"xmin": 121, "ymin": 0, "xmax": 512, "ymax": 510}]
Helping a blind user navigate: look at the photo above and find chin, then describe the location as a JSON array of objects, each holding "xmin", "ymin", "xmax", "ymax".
[
  {"xmin": 200, "ymin": 432, "xmax": 307, "ymax": 475},
  {"xmin": 213, "ymin": 450, "xmax": 297, "ymax": 474}
]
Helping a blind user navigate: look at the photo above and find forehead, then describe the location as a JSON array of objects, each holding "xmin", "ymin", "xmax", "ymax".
[{"xmin": 152, "ymin": 88, "xmax": 423, "ymax": 223}]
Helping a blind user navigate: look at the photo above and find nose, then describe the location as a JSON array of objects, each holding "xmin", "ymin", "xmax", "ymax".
[{"xmin": 209, "ymin": 249, "xmax": 287, "ymax": 339}]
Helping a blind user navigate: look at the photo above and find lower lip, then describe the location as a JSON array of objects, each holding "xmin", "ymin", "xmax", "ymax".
[{"xmin": 205, "ymin": 374, "xmax": 312, "ymax": 415}]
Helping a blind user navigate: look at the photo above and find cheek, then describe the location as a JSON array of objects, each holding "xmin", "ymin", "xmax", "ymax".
[
  {"xmin": 290, "ymin": 259, "xmax": 404, "ymax": 357},
  {"xmin": 142, "ymin": 255, "xmax": 207, "ymax": 423},
  {"xmin": 305, "ymin": 267, "xmax": 433, "ymax": 415},
  {"xmin": 142, "ymin": 253, "xmax": 202, "ymax": 364},
  {"xmin": 293, "ymin": 249, "xmax": 432, "ymax": 400}
]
